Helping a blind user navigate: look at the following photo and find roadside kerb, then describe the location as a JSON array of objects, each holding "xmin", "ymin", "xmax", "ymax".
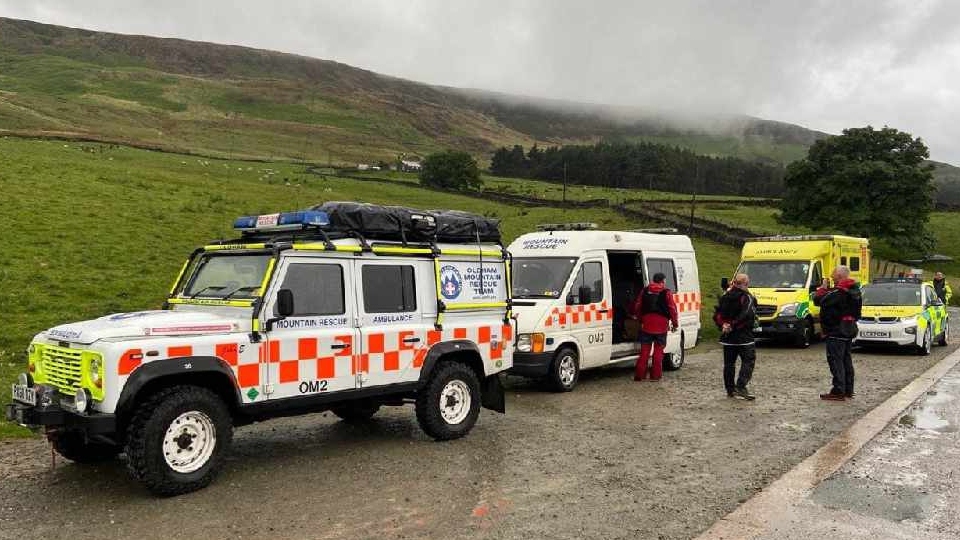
[{"xmin": 695, "ymin": 346, "xmax": 960, "ymax": 540}]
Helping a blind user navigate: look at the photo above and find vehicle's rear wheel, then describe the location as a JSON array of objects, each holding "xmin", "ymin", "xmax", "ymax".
[
  {"xmin": 125, "ymin": 385, "xmax": 233, "ymax": 496},
  {"xmin": 548, "ymin": 347, "xmax": 580, "ymax": 392},
  {"xmin": 52, "ymin": 430, "xmax": 121, "ymax": 464},
  {"xmin": 663, "ymin": 333, "xmax": 685, "ymax": 371},
  {"xmin": 415, "ymin": 362, "xmax": 481, "ymax": 441},
  {"xmin": 938, "ymin": 320, "xmax": 949, "ymax": 346},
  {"xmin": 330, "ymin": 402, "xmax": 381, "ymax": 424}
]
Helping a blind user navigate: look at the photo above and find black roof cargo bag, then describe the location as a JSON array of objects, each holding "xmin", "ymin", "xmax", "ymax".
[{"xmin": 312, "ymin": 202, "xmax": 500, "ymax": 244}]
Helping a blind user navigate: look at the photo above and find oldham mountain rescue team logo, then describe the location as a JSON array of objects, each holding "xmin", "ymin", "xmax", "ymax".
[{"xmin": 440, "ymin": 265, "xmax": 463, "ymax": 300}]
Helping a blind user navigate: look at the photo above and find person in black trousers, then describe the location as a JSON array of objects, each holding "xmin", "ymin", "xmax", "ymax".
[
  {"xmin": 813, "ymin": 265, "xmax": 863, "ymax": 401},
  {"xmin": 716, "ymin": 273, "xmax": 758, "ymax": 400}
]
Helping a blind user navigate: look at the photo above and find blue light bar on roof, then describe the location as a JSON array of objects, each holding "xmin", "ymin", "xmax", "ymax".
[{"xmin": 233, "ymin": 210, "xmax": 330, "ymax": 232}]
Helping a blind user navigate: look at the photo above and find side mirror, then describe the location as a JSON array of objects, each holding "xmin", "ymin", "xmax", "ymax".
[
  {"xmin": 578, "ymin": 286, "xmax": 592, "ymax": 304},
  {"xmin": 276, "ymin": 289, "xmax": 295, "ymax": 317},
  {"xmin": 265, "ymin": 289, "xmax": 295, "ymax": 331},
  {"xmin": 566, "ymin": 293, "xmax": 576, "ymax": 306},
  {"xmin": 720, "ymin": 277, "xmax": 729, "ymax": 291}
]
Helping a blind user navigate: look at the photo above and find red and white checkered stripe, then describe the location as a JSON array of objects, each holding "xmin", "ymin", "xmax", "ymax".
[
  {"xmin": 674, "ymin": 291, "xmax": 702, "ymax": 313},
  {"xmin": 543, "ymin": 301, "xmax": 613, "ymax": 327}
]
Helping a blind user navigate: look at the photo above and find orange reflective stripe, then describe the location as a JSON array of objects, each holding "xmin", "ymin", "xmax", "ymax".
[
  {"xmin": 237, "ymin": 364, "xmax": 259, "ymax": 387},
  {"xmin": 118, "ymin": 349, "xmax": 143, "ymax": 375},
  {"xmin": 168, "ymin": 345, "xmax": 193, "ymax": 358},
  {"xmin": 215, "ymin": 343, "xmax": 238, "ymax": 366}
]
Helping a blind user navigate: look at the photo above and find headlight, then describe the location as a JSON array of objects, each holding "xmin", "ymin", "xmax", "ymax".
[
  {"xmin": 779, "ymin": 303, "xmax": 799, "ymax": 317},
  {"xmin": 516, "ymin": 333, "xmax": 545, "ymax": 353}
]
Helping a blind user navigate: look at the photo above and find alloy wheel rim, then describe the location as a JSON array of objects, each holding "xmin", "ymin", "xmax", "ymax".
[{"xmin": 559, "ymin": 355, "xmax": 576, "ymax": 386}]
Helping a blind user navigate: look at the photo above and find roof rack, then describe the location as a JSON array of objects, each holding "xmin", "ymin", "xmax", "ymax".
[
  {"xmin": 536, "ymin": 222, "xmax": 598, "ymax": 231},
  {"xmin": 628, "ymin": 227, "xmax": 679, "ymax": 234},
  {"xmin": 871, "ymin": 277, "xmax": 923, "ymax": 284}
]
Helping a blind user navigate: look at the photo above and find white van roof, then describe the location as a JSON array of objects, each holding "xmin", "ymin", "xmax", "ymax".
[{"xmin": 508, "ymin": 230, "xmax": 694, "ymax": 258}]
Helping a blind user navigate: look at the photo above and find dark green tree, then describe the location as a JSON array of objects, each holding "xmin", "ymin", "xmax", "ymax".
[
  {"xmin": 780, "ymin": 126, "xmax": 935, "ymax": 254},
  {"xmin": 419, "ymin": 150, "xmax": 482, "ymax": 191}
]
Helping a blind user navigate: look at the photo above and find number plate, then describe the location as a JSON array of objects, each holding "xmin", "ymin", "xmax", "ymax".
[
  {"xmin": 11, "ymin": 384, "xmax": 36, "ymax": 406},
  {"xmin": 860, "ymin": 331, "xmax": 890, "ymax": 338}
]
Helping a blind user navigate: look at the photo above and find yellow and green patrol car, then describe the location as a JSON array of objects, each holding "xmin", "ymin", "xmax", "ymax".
[{"xmin": 857, "ymin": 278, "xmax": 949, "ymax": 355}]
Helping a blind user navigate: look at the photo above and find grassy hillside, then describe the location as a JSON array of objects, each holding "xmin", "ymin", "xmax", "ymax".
[
  {"xmin": 0, "ymin": 17, "xmax": 823, "ymax": 168},
  {"xmin": 0, "ymin": 137, "xmax": 740, "ymax": 436}
]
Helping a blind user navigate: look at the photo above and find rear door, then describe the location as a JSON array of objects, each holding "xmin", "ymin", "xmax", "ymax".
[
  {"xmin": 566, "ymin": 258, "xmax": 612, "ymax": 367},
  {"xmin": 263, "ymin": 257, "xmax": 359, "ymax": 400},
  {"xmin": 356, "ymin": 259, "xmax": 433, "ymax": 388}
]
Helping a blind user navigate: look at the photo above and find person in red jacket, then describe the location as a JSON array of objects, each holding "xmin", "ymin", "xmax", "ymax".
[{"xmin": 631, "ymin": 272, "xmax": 679, "ymax": 381}]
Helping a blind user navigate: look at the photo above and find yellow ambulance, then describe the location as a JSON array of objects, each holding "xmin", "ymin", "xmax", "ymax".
[{"xmin": 728, "ymin": 235, "xmax": 870, "ymax": 347}]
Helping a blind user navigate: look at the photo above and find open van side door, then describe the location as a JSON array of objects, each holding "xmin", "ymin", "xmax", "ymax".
[{"xmin": 565, "ymin": 258, "xmax": 613, "ymax": 369}]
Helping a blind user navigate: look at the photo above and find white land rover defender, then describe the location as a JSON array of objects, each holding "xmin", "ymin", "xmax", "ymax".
[{"xmin": 6, "ymin": 202, "xmax": 513, "ymax": 495}]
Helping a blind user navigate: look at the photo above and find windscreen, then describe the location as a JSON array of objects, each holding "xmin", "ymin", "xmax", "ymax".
[
  {"xmin": 183, "ymin": 254, "xmax": 273, "ymax": 300},
  {"xmin": 736, "ymin": 261, "xmax": 810, "ymax": 289},
  {"xmin": 512, "ymin": 257, "xmax": 577, "ymax": 299},
  {"xmin": 861, "ymin": 284, "xmax": 921, "ymax": 306}
]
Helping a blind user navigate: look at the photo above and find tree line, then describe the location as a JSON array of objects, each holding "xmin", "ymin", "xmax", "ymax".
[{"xmin": 490, "ymin": 142, "xmax": 785, "ymax": 197}]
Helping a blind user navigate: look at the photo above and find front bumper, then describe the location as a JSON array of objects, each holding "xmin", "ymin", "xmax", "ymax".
[
  {"xmin": 856, "ymin": 322, "xmax": 918, "ymax": 346},
  {"xmin": 5, "ymin": 401, "xmax": 116, "ymax": 434},
  {"xmin": 754, "ymin": 316, "xmax": 805, "ymax": 339},
  {"xmin": 508, "ymin": 351, "xmax": 555, "ymax": 378}
]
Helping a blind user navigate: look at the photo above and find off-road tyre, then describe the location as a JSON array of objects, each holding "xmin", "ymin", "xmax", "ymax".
[
  {"xmin": 125, "ymin": 385, "xmax": 232, "ymax": 496},
  {"xmin": 548, "ymin": 347, "xmax": 580, "ymax": 392},
  {"xmin": 52, "ymin": 430, "xmax": 121, "ymax": 463},
  {"xmin": 415, "ymin": 361, "xmax": 481, "ymax": 441},
  {"xmin": 663, "ymin": 333, "xmax": 686, "ymax": 371},
  {"xmin": 330, "ymin": 402, "xmax": 381, "ymax": 424}
]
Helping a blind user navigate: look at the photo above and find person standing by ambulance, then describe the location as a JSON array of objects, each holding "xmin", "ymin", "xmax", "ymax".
[
  {"xmin": 931, "ymin": 271, "xmax": 953, "ymax": 305},
  {"xmin": 716, "ymin": 273, "xmax": 758, "ymax": 400},
  {"xmin": 813, "ymin": 265, "xmax": 863, "ymax": 401},
  {"xmin": 631, "ymin": 272, "xmax": 679, "ymax": 381}
]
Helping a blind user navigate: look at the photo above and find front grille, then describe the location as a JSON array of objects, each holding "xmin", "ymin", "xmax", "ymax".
[
  {"xmin": 860, "ymin": 317, "xmax": 876, "ymax": 323},
  {"xmin": 756, "ymin": 304, "xmax": 777, "ymax": 317},
  {"xmin": 860, "ymin": 316, "xmax": 898, "ymax": 323},
  {"xmin": 40, "ymin": 345, "xmax": 85, "ymax": 395},
  {"xmin": 879, "ymin": 317, "xmax": 898, "ymax": 323}
]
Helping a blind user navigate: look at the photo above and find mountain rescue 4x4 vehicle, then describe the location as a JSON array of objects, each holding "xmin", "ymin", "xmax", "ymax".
[
  {"xmin": 508, "ymin": 225, "xmax": 700, "ymax": 391},
  {"xmin": 856, "ymin": 277, "xmax": 949, "ymax": 355},
  {"xmin": 731, "ymin": 235, "xmax": 869, "ymax": 347},
  {"xmin": 6, "ymin": 202, "xmax": 513, "ymax": 495}
]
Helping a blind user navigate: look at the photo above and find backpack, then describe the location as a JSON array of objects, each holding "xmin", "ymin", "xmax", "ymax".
[{"xmin": 640, "ymin": 287, "xmax": 671, "ymax": 318}]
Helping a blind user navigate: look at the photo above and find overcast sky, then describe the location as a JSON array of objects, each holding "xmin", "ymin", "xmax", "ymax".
[{"xmin": 2, "ymin": 0, "xmax": 959, "ymax": 163}]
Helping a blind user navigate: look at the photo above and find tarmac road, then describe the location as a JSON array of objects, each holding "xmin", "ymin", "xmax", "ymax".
[{"xmin": 0, "ymin": 339, "xmax": 956, "ymax": 540}]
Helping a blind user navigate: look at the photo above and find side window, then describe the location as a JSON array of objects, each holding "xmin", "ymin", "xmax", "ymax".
[
  {"xmin": 849, "ymin": 257, "xmax": 860, "ymax": 272},
  {"xmin": 569, "ymin": 261, "xmax": 603, "ymax": 304},
  {"xmin": 277, "ymin": 263, "xmax": 344, "ymax": 316},
  {"xmin": 840, "ymin": 256, "xmax": 847, "ymax": 266},
  {"xmin": 363, "ymin": 265, "xmax": 416, "ymax": 313},
  {"xmin": 810, "ymin": 262, "xmax": 823, "ymax": 290},
  {"xmin": 646, "ymin": 258, "xmax": 678, "ymax": 291},
  {"xmin": 926, "ymin": 286, "xmax": 938, "ymax": 306}
]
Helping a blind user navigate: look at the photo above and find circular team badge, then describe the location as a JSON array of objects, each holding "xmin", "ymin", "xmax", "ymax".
[{"xmin": 440, "ymin": 265, "xmax": 463, "ymax": 300}]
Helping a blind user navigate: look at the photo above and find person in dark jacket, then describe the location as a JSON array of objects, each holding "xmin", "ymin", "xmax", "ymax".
[
  {"xmin": 931, "ymin": 272, "xmax": 953, "ymax": 305},
  {"xmin": 630, "ymin": 272, "xmax": 679, "ymax": 381},
  {"xmin": 717, "ymin": 273, "xmax": 757, "ymax": 400},
  {"xmin": 813, "ymin": 265, "xmax": 863, "ymax": 401}
]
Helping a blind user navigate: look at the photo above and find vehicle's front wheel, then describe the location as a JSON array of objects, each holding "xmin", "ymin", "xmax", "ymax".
[
  {"xmin": 548, "ymin": 347, "xmax": 580, "ymax": 392},
  {"xmin": 330, "ymin": 402, "xmax": 381, "ymax": 424},
  {"xmin": 125, "ymin": 386, "xmax": 233, "ymax": 496},
  {"xmin": 415, "ymin": 362, "xmax": 481, "ymax": 441},
  {"xmin": 663, "ymin": 333, "xmax": 685, "ymax": 371},
  {"xmin": 938, "ymin": 320, "xmax": 949, "ymax": 346},
  {"xmin": 917, "ymin": 327, "xmax": 932, "ymax": 356},
  {"xmin": 52, "ymin": 430, "xmax": 121, "ymax": 463}
]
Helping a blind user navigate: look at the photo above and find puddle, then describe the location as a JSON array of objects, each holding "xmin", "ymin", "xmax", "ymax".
[
  {"xmin": 812, "ymin": 476, "xmax": 931, "ymax": 522},
  {"xmin": 912, "ymin": 406, "xmax": 956, "ymax": 432}
]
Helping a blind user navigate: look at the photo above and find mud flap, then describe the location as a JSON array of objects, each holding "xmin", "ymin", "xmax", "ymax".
[{"xmin": 480, "ymin": 374, "xmax": 505, "ymax": 413}]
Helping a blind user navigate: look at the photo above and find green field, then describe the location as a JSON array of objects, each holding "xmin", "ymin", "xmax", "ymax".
[{"xmin": 0, "ymin": 137, "xmax": 739, "ymax": 437}]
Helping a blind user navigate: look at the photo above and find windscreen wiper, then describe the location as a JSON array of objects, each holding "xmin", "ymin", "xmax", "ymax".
[
  {"xmin": 189, "ymin": 286, "xmax": 226, "ymax": 299},
  {"xmin": 221, "ymin": 286, "xmax": 261, "ymax": 300}
]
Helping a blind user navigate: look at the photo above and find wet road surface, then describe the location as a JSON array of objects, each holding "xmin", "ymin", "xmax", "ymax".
[{"xmin": 1, "ymin": 339, "xmax": 956, "ymax": 540}]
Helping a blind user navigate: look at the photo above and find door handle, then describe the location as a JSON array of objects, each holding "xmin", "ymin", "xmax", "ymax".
[
  {"xmin": 598, "ymin": 309, "xmax": 609, "ymax": 314},
  {"xmin": 330, "ymin": 342, "xmax": 350, "ymax": 350},
  {"xmin": 403, "ymin": 337, "xmax": 422, "ymax": 343}
]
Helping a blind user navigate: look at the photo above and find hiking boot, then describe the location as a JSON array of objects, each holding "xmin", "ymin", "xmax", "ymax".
[
  {"xmin": 727, "ymin": 390, "xmax": 735, "ymax": 398},
  {"xmin": 734, "ymin": 387, "xmax": 756, "ymax": 401},
  {"xmin": 820, "ymin": 392, "xmax": 846, "ymax": 401},
  {"xmin": 845, "ymin": 392, "xmax": 855, "ymax": 399}
]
